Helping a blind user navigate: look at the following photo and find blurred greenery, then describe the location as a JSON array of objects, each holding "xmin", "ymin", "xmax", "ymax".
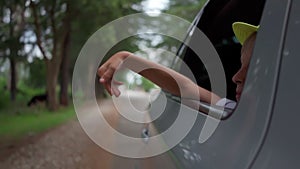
[
  {"xmin": 0, "ymin": 0, "xmax": 207, "ymax": 141},
  {"xmin": 23, "ymin": 58, "xmax": 46, "ymax": 88},
  {"xmin": 0, "ymin": 77, "xmax": 10, "ymax": 109},
  {"xmin": 0, "ymin": 0, "xmax": 206, "ymax": 111}
]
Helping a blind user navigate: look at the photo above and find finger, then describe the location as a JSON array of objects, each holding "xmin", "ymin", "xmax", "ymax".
[
  {"xmin": 101, "ymin": 67, "xmax": 115, "ymax": 82},
  {"xmin": 112, "ymin": 88, "xmax": 120, "ymax": 97},
  {"xmin": 112, "ymin": 79, "xmax": 124, "ymax": 96},
  {"xmin": 103, "ymin": 81, "xmax": 112, "ymax": 96},
  {"xmin": 113, "ymin": 80, "xmax": 123, "ymax": 85},
  {"xmin": 111, "ymin": 84, "xmax": 121, "ymax": 97},
  {"xmin": 99, "ymin": 77, "xmax": 106, "ymax": 83},
  {"xmin": 98, "ymin": 64, "xmax": 108, "ymax": 77}
]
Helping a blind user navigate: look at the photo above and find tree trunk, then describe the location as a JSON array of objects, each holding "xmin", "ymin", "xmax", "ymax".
[
  {"xmin": 9, "ymin": 57, "xmax": 17, "ymax": 101},
  {"xmin": 59, "ymin": 30, "xmax": 70, "ymax": 106},
  {"xmin": 31, "ymin": 0, "xmax": 62, "ymax": 111},
  {"xmin": 8, "ymin": 5, "xmax": 17, "ymax": 102},
  {"xmin": 46, "ymin": 59, "xmax": 60, "ymax": 111},
  {"xmin": 59, "ymin": 3, "xmax": 71, "ymax": 106}
]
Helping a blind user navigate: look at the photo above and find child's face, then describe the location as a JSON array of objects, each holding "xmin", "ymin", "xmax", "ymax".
[{"xmin": 232, "ymin": 33, "xmax": 256, "ymax": 101}]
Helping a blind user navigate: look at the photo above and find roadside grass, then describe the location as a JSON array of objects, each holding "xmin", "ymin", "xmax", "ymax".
[
  {"xmin": 0, "ymin": 77, "xmax": 76, "ymax": 143},
  {"xmin": 0, "ymin": 105, "xmax": 76, "ymax": 143}
]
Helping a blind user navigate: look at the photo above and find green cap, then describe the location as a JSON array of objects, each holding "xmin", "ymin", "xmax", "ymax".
[{"xmin": 232, "ymin": 22, "xmax": 259, "ymax": 45}]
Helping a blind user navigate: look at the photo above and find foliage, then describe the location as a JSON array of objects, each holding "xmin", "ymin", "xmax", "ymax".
[
  {"xmin": 167, "ymin": 0, "xmax": 207, "ymax": 21},
  {"xmin": 70, "ymin": 0, "xmax": 141, "ymax": 65},
  {"xmin": 0, "ymin": 0, "xmax": 28, "ymax": 60},
  {"xmin": 0, "ymin": 0, "xmax": 206, "ymax": 110},
  {"xmin": 140, "ymin": 77, "xmax": 157, "ymax": 92},
  {"xmin": 24, "ymin": 58, "xmax": 46, "ymax": 88},
  {"xmin": 0, "ymin": 75, "xmax": 45, "ymax": 110}
]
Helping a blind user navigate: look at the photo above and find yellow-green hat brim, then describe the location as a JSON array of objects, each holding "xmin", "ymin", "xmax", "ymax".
[{"xmin": 232, "ymin": 22, "xmax": 259, "ymax": 45}]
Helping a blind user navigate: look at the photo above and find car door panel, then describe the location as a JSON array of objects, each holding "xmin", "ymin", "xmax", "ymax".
[{"xmin": 149, "ymin": 0, "xmax": 292, "ymax": 168}]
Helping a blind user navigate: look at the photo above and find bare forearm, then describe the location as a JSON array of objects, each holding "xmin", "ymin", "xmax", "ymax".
[
  {"xmin": 98, "ymin": 51, "xmax": 220, "ymax": 104},
  {"xmin": 124, "ymin": 54, "xmax": 220, "ymax": 104}
]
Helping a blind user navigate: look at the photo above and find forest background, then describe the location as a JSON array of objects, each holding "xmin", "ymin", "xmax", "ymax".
[{"xmin": 0, "ymin": 0, "xmax": 205, "ymax": 141}]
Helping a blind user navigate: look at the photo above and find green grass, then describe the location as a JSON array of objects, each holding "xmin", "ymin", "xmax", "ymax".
[
  {"xmin": 0, "ymin": 77, "xmax": 76, "ymax": 143},
  {"xmin": 0, "ymin": 106, "xmax": 76, "ymax": 142}
]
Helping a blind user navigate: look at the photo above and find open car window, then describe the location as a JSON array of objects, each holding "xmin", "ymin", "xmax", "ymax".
[{"xmin": 167, "ymin": 0, "xmax": 266, "ymax": 119}]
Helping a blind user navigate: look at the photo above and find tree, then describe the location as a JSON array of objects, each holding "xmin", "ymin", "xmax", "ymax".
[
  {"xmin": 0, "ymin": 0, "xmax": 27, "ymax": 102},
  {"xmin": 29, "ymin": 0, "xmax": 69, "ymax": 110},
  {"xmin": 59, "ymin": 0, "xmax": 71, "ymax": 106},
  {"xmin": 29, "ymin": 0, "xmax": 141, "ymax": 110}
]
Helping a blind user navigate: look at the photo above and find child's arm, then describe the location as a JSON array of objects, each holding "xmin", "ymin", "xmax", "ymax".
[{"xmin": 97, "ymin": 51, "xmax": 221, "ymax": 104}]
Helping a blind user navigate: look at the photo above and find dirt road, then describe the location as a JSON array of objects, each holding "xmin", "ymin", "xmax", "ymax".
[{"xmin": 0, "ymin": 99, "xmax": 177, "ymax": 169}]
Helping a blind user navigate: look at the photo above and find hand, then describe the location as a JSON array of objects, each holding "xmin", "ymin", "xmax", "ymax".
[
  {"xmin": 97, "ymin": 51, "xmax": 132, "ymax": 96},
  {"xmin": 100, "ymin": 78, "xmax": 123, "ymax": 97}
]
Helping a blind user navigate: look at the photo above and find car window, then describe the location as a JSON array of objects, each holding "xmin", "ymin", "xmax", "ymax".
[{"xmin": 167, "ymin": 0, "xmax": 266, "ymax": 119}]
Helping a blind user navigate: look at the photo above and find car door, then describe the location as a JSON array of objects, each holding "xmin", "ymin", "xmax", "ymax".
[
  {"xmin": 150, "ymin": 0, "xmax": 297, "ymax": 168},
  {"xmin": 250, "ymin": 0, "xmax": 300, "ymax": 168}
]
